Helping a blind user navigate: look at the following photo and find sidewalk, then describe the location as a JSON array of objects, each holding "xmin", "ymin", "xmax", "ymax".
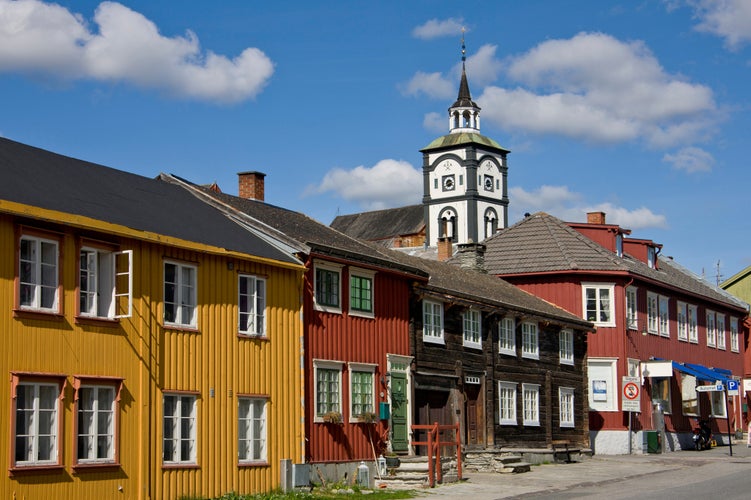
[{"xmin": 418, "ymin": 442, "xmax": 751, "ymax": 499}]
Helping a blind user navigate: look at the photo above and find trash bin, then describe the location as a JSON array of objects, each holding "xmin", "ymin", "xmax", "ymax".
[{"xmin": 643, "ymin": 430, "xmax": 661, "ymax": 453}]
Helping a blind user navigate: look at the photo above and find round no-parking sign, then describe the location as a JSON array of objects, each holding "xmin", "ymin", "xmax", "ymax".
[{"xmin": 621, "ymin": 376, "xmax": 641, "ymax": 411}]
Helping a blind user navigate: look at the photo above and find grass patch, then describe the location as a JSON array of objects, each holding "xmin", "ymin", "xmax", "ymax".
[{"xmin": 180, "ymin": 488, "xmax": 416, "ymax": 500}]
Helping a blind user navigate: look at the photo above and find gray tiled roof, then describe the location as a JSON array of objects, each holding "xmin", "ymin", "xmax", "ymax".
[
  {"xmin": 373, "ymin": 242, "xmax": 593, "ymax": 329},
  {"xmin": 330, "ymin": 205, "xmax": 424, "ymax": 242},
  {"xmin": 0, "ymin": 137, "xmax": 299, "ymax": 265},
  {"xmin": 484, "ymin": 212, "xmax": 747, "ymax": 312}
]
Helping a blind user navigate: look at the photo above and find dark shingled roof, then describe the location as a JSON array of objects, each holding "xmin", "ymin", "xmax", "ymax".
[
  {"xmin": 484, "ymin": 212, "xmax": 747, "ymax": 312},
  {"xmin": 330, "ymin": 204, "xmax": 424, "ymax": 242},
  {"xmin": 0, "ymin": 137, "xmax": 298, "ymax": 265},
  {"xmin": 177, "ymin": 183, "xmax": 427, "ymax": 276}
]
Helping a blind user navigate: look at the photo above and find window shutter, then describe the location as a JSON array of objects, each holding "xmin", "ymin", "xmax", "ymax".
[{"xmin": 113, "ymin": 250, "xmax": 133, "ymax": 318}]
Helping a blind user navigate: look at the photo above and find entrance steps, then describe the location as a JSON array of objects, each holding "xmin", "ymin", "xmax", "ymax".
[{"xmin": 374, "ymin": 455, "xmax": 458, "ymax": 490}]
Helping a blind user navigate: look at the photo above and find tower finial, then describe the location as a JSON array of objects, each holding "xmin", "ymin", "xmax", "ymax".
[{"xmin": 461, "ymin": 27, "xmax": 466, "ymax": 63}]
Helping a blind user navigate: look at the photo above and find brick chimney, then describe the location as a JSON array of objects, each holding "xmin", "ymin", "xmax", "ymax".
[
  {"xmin": 437, "ymin": 237, "xmax": 453, "ymax": 262},
  {"xmin": 587, "ymin": 211, "xmax": 606, "ymax": 225},
  {"xmin": 238, "ymin": 171, "xmax": 266, "ymax": 201}
]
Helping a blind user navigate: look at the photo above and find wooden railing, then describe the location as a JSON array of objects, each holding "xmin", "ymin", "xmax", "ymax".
[{"xmin": 410, "ymin": 422, "xmax": 462, "ymax": 487}]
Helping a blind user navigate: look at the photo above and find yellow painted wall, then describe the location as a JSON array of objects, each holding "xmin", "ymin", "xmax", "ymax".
[{"xmin": 0, "ymin": 211, "xmax": 304, "ymax": 500}]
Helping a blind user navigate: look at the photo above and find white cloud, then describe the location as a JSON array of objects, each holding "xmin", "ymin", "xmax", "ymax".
[
  {"xmin": 412, "ymin": 18, "xmax": 464, "ymax": 40},
  {"xmin": 0, "ymin": 0, "xmax": 273, "ymax": 103},
  {"xmin": 423, "ymin": 111, "xmax": 445, "ymax": 134},
  {"xmin": 663, "ymin": 146, "xmax": 715, "ymax": 172},
  {"xmin": 400, "ymin": 71, "xmax": 454, "ymax": 99},
  {"xmin": 463, "ymin": 44, "xmax": 504, "ymax": 87},
  {"xmin": 306, "ymin": 159, "xmax": 422, "ymax": 210},
  {"xmin": 688, "ymin": 0, "xmax": 751, "ymax": 50},
  {"xmin": 476, "ymin": 32, "xmax": 717, "ymax": 148},
  {"xmin": 509, "ymin": 185, "xmax": 668, "ymax": 230}
]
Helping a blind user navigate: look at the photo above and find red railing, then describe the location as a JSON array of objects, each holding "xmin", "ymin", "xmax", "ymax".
[{"xmin": 410, "ymin": 422, "xmax": 462, "ymax": 487}]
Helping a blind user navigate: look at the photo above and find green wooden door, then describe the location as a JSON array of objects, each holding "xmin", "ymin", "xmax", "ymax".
[{"xmin": 390, "ymin": 372, "xmax": 408, "ymax": 452}]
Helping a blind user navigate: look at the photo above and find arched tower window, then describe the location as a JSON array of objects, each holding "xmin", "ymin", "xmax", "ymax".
[
  {"xmin": 438, "ymin": 208, "xmax": 458, "ymax": 242},
  {"xmin": 484, "ymin": 208, "xmax": 498, "ymax": 240}
]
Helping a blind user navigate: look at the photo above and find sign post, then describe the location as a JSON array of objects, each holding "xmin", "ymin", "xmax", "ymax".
[{"xmin": 622, "ymin": 376, "xmax": 640, "ymax": 454}]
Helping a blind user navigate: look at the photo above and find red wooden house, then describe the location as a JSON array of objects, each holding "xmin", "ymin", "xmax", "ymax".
[
  {"xmin": 167, "ymin": 173, "xmax": 427, "ymax": 480},
  {"xmin": 484, "ymin": 211, "xmax": 749, "ymax": 454}
]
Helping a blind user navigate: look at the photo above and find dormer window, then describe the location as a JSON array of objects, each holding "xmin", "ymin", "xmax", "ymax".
[
  {"xmin": 616, "ymin": 234, "xmax": 623, "ymax": 257},
  {"xmin": 647, "ymin": 246, "xmax": 656, "ymax": 269}
]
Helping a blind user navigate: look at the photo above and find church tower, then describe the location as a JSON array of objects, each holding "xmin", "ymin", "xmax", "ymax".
[{"xmin": 421, "ymin": 34, "xmax": 509, "ymax": 247}]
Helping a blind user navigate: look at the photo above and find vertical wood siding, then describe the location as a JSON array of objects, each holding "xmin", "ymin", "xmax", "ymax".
[
  {"xmin": 0, "ymin": 214, "xmax": 304, "ymax": 500},
  {"xmin": 304, "ymin": 264, "xmax": 412, "ymax": 463}
]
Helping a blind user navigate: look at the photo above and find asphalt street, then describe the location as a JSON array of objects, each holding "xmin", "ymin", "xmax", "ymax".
[{"xmin": 419, "ymin": 440, "xmax": 751, "ymax": 499}]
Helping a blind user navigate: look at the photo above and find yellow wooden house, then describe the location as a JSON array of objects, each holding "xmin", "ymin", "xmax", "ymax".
[{"xmin": 0, "ymin": 137, "xmax": 305, "ymax": 499}]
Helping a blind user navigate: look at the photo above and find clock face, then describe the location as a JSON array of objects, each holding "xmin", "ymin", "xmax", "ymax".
[
  {"xmin": 442, "ymin": 175, "xmax": 455, "ymax": 191},
  {"xmin": 484, "ymin": 175, "xmax": 494, "ymax": 191}
]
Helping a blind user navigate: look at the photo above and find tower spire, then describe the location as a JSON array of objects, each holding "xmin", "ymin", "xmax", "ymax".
[{"xmin": 449, "ymin": 28, "xmax": 480, "ymax": 133}]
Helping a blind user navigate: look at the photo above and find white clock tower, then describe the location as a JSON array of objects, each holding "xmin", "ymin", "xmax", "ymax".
[{"xmin": 421, "ymin": 37, "xmax": 509, "ymax": 247}]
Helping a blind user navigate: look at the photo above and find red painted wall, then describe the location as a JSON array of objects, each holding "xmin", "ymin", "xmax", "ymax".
[{"xmin": 303, "ymin": 259, "xmax": 413, "ymax": 463}]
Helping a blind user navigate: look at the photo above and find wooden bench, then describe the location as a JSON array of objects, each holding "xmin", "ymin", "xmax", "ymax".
[{"xmin": 551, "ymin": 440, "xmax": 573, "ymax": 463}]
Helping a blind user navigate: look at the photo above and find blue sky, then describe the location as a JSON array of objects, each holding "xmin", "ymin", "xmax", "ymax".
[{"xmin": 1, "ymin": 0, "xmax": 750, "ymax": 282}]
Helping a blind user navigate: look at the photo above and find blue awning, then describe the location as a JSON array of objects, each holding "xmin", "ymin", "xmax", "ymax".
[
  {"xmin": 671, "ymin": 361, "xmax": 717, "ymax": 383},
  {"xmin": 685, "ymin": 363, "xmax": 733, "ymax": 384}
]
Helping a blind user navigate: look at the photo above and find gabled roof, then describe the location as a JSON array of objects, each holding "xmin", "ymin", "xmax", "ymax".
[
  {"xmin": 330, "ymin": 204, "xmax": 424, "ymax": 242},
  {"xmin": 0, "ymin": 137, "xmax": 299, "ymax": 265},
  {"xmin": 373, "ymin": 243, "xmax": 593, "ymax": 330},
  {"xmin": 169, "ymin": 179, "xmax": 427, "ymax": 277},
  {"xmin": 484, "ymin": 212, "xmax": 748, "ymax": 312}
]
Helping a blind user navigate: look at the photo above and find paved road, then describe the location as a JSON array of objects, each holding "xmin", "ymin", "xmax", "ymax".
[{"xmin": 418, "ymin": 441, "xmax": 751, "ymax": 499}]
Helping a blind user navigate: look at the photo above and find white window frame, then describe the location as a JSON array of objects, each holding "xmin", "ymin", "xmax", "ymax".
[
  {"xmin": 522, "ymin": 383, "xmax": 540, "ymax": 426},
  {"xmin": 238, "ymin": 397, "xmax": 267, "ymax": 464},
  {"xmin": 349, "ymin": 363, "xmax": 376, "ymax": 422},
  {"xmin": 658, "ymin": 295, "xmax": 670, "ymax": 338},
  {"xmin": 14, "ymin": 381, "xmax": 61, "ymax": 467},
  {"xmin": 676, "ymin": 301, "xmax": 688, "ymax": 342},
  {"xmin": 462, "ymin": 309, "xmax": 482, "ymax": 349},
  {"xmin": 647, "ymin": 292, "xmax": 659, "ymax": 334},
  {"xmin": 559, "ymin": 329, "xmax": 574, "ymax": 365},
  {"xmin": 238, "ymin": 274, "xmax": 266, "ymax": 336},
  {"xmin": 499, "ymin": 317, "xmax": 516, "ymax": 356},
  {"xmin": 716, "ymin": 313, "xmax": 726, "ymax": 350},
  {"xmin": 588, "ymin": 358, "xmax": 618, "ymax": 411},
  {"xmin": 680, "ymin": 373, "xmax": 699, "ymax": 416},
  {"xmin": 559, "ymin": 387, "xmax": 575, "ymax": 428},
  {"xmin": 313, "ymin": 261, "xmax": 343, "ymax": 314},
  {"xmin": 349, "ymin": 268, "xmax": 375, "ymax": 318},
  {"xmin": 162, "ymin": 393, "xmax": 197, "ymax": 465},
  {"xmin": 626, "ymin": 286, "xmax": 638, "ymax": 330},
  {"xmin": 651, "ymin": 377, "xmax": 671, "ymax": 414},
  {"xmin": 582, "ymin": 283, "xmax": 615, "ymax": 327},
  {"xmin": 76, "ymin": 384, "xmax": 117, "ymax": 464},
  {"xmin": 521, "ymin": 322, "xmax": 539, "ymax": 360},
  {"xmin": 710, "ymin": 390, "xmax": 726, "ymax": 418},
  {"xmin": 422, "ymin": 299, "xmax": 445, "ymax": 345},
  {"xmin": 730, "ymin": 317, "xmax": 740, "ymax": 353},
  {"xmin": 80, "ymin": 247, "xmax": 132, "ymax": 319},
  {"xmin": 313, "ymin": 360, "xmax": 343, "ymax": 422},
  {"xmin": 706, "ymin": 310, "xmax": 716, "ymax": 347},
  {"xmin": 164, "ymin": 261, "xmax": 197, "ymax": 327},
  {"xmin": 688, "ymin": 304, "xmax": 698, "ymax": 343},
  {"xmin": 498, "ymin": 381, "xmax": 517, "ymax": 425},
  {"xmin": 18, "ymin": 235, "xmax": 59, "ymax": 312}
]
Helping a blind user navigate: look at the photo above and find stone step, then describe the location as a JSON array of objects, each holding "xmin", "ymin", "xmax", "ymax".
[{"xmin": 501, "ymin": 461, "xmax": 531, "ymax": 473}]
